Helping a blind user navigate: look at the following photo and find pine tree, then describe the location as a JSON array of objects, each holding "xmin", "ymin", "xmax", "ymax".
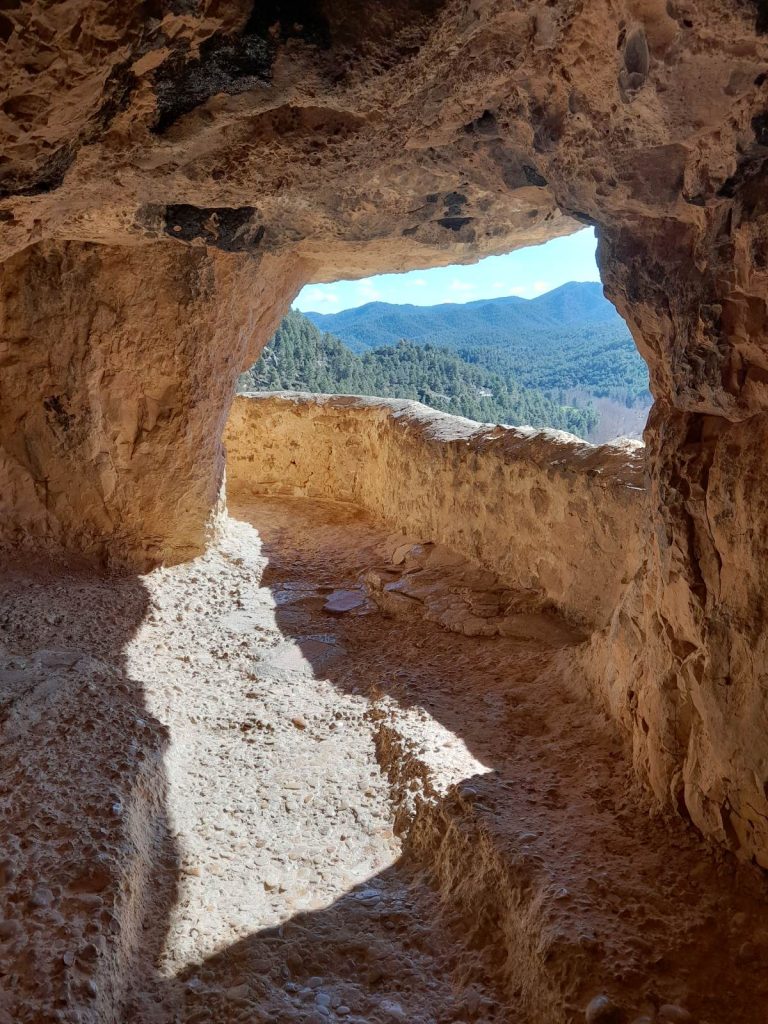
[{"xmin": 238, "ymin": 309, "xmax": 603, "ymax": 439}]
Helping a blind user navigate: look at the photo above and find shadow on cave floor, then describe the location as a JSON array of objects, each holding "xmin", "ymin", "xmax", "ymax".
[
  {"xmin": 171, "ymin": 857, "xmax": 511, "ymax": 1024},
  {"xmin": 213, "ymin": 493, "xmax": 768, "ymax": 1024},
  {"xmin": 4, "ymin": 496, "xmax": 768, "ymax": 1024},
  {"xmin": 0, "ymin": 563, "xmax": 179, "ymax": 1024}
]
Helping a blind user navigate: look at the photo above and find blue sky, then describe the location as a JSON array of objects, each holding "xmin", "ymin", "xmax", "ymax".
[{"xmin": 295, "ymin": 228, "xmax": 601, "ymax": 314}]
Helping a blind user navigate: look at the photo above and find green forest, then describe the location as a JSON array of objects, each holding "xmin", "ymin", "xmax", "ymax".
[
  {"xmin": 238, "ymin": 309, "xmax": 599, "ymax": 436},
  {"xmin": 305, "ymin": 282, "xmax": 651, "ymax": 410}
]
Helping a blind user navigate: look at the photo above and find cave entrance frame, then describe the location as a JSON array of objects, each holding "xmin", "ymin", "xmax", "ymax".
[{"xmin": 238, "ymin": 234, "xmax": 652, "ymax": 446}]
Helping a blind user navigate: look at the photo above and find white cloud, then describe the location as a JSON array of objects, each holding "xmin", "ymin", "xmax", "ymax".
[
  {"xmin": 449, "ymin": 280, "xmax": 477, "ymax": 292},
  {"xmin": 411, "ymin": 278, "xmax": 428, "ymax": 287},
  {"xmin": 357, "ymin": 280, "xmax": 383, "ymax": 301},
  {"xmin": 299, "ymin": 287, "xmax": 340, "ymax": 306},
  {"xmin": 506, "ymin": 281, "xmax": 553, "ymax": 299}
]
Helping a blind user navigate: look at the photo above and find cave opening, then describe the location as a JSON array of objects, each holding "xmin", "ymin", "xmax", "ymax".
[
  {"xmin": 3, "ymin": 0, "xmax": 768, "ymax": 1021},
  {"xmin": 236, "ymin": 228, "xmax": 653, "ymax": 446}
]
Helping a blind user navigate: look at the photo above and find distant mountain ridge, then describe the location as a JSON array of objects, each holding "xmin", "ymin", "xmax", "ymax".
[
  {"xmin": 303, "ymin": 282, "xmax": 623, "ymax": 353},
  {"xmin": 301, "ymin": 281, "xmax": 650, "ymax": 413}
]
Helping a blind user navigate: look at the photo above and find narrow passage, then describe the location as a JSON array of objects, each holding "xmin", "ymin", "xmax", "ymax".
[{"xmin": 1, "ymin": 497, "xmax": 767, "ymax": 1024}]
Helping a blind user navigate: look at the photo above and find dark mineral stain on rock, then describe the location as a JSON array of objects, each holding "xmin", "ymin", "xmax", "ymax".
[
  {"xmin": 43, "ymin": 395, "xmax": 74, "ymax": 433},
  {"xmin": 164, "ymin": 205, "xmax": 265, "ymax": 252},
  {"xmin": 245, "ymin": 0, "xmax": 331, "ymax": 49},
  {"xmin": 437, "ymin": 216, "xmax": 472, "ymax": 231},
  {"xmin": 523, "ymin": 165, "xmax": 548, "ymax": 187},
  {"xmin": 0, "ymin": 60, "xmax": 136, "ymax": 199},
  {"xmin": 152, "ymin": 1, "xmax": 334, "ymax": 133},
  {"xmin": 0, "ymin": 144, "xmax": 76, "ymax": 200},
  {"xmin": 152, "ymin": 34, "xmax": 273, "ymax": 133}
]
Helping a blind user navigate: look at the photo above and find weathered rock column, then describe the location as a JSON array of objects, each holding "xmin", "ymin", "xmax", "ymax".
[
  {"xmin": 593, "ymin": 209, "xmax": 768, "ymax": 864},
  {"xmin": 0, "ymin": 241, "xmax": 305, "ymax": 567}
]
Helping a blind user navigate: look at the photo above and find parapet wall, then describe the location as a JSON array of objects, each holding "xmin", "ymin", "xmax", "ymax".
[{"xmin": 225, "ymin": 392, "xmax": 647, "ymax": 629}]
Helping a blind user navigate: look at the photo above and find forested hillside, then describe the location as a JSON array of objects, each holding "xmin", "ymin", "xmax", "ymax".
[
  {"xmin": 239, "ymin": 310, "xmax": 599, "ymax": 437},
  {"xmin": 305, "ymin": 281, "xmax": 650, "ymax": 409}
]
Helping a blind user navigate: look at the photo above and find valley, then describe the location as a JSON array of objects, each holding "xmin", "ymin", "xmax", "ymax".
[{"xmin": 240, "ymin": 283, "xmax": 652, "ymax": 443}]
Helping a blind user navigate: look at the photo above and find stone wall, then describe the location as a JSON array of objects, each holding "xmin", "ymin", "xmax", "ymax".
[
  {"xmin": 227, "ymin": 389, "xmax": 768, "ymax": 868},
  {"xmin": 225, "ymin": 392, "xmax": 646, "ymax": 630}
]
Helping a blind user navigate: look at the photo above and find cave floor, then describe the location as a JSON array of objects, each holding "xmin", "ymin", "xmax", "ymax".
[{"xmin": 2, "ymin": 495, "xmax": 768, "ymax": 1024}]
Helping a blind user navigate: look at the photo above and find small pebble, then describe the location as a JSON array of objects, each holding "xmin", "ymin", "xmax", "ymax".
[
  {"xmin": 30, "ymin": 887, "xmax": 53, "ymax": 908},
  {"xmin": 585, "ymin": 994, "xmax": 624, "ymax": 1024},
  {"xmin": 380, "ymin": 998, "xmax": 406, "ymax": 1021}
]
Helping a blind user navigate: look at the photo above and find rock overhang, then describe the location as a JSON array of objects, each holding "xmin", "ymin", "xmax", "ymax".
[{"xmin": 4, "ymin": 0, "xmax": 765, "ymax": 277}]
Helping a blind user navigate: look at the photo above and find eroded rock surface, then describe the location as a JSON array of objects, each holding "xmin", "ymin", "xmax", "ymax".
[
  {"xmin": 226, "ymin": 392, "xmax": 645, "ymax": 629},
  {"xmin": 3, "ymin": 0, "xmax": 768, "ymax": 866},
  {"xmin": 3, "ymin": 495, "xmax": 768, "ymax": 1023},
  {"xmin": 225, "ymin": 386, "xmax": 768, "ymax": 869},
  {"xmin": 1, "ymin": 0, "xmax": 766, "ymax": 562},
  {"xmin": 0, "ymin": 244, "xmax": 303, "ymax": 565}
]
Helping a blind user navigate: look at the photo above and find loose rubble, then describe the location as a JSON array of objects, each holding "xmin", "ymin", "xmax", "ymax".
[{"xmin": 364, "ymin": 535, "xmax": 583, "ymax": 643}]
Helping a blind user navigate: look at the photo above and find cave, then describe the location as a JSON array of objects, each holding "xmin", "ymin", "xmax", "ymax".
[{"xmin": 2, "ymin": 1, "xmax": 768, "ymax": 1021}]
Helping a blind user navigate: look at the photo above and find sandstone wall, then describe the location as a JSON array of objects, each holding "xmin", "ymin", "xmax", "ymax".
[
  {"xmin": 227, "ymin": 391, "xmax": 768, "ymax": 869},
  {"xmin": 225, "ymin": 392, "xmax": 646, "ymax": 629},
  {"xmin": 0, "ymin": 243, "xmax": 306, "ymax": 567},
  {"xmin": 3, "ymin": 0, "xmax": 768, "ymax": 863},
  {"xmin": 591, "ymin": 221, "xmax": 768, "ymax": 868}
]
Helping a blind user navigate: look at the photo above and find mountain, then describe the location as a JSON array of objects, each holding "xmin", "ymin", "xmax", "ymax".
[
  {"xmin": 527, "ymin": 280, "xmax": 623, "ymax": 325},
  {"xmin": 238, "ymin": 309, "xmax": 598, "ymax": 438},
  {"xmin": 303, "ymin": 282, "xmax": 622, "ymax": 351},
  {"xmin": 302, "ymin": 281, "xmax": 650, "ymax": 411}
]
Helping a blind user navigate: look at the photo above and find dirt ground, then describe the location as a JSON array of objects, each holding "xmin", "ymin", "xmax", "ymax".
[{"xmin": 1, "ymin": 495, "xmax": 767, "ymax": 1024}]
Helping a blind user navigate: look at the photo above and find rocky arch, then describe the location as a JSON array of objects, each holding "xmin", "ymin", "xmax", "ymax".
[{"xmin": 2, "ymin": 0, "xmax": 768, "ymax": 864}]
